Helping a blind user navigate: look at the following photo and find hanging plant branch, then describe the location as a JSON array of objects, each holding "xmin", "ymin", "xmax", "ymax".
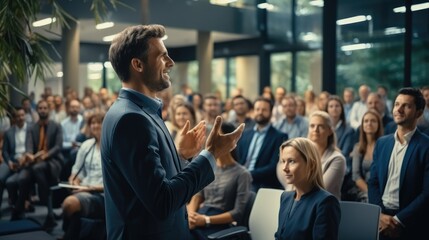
[{"xmin": 0, "ymin": 0, "xmax": 127, "ymax": 113}]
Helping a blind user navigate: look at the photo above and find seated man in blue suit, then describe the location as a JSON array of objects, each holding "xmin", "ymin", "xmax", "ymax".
[
  {"xmin": 101, "ymin": 24, "xmax": 244, "ymax": 240},
  {"xmin": 368, "ymin": 87, "xmax": 429, "ymax": 240},
  {"xmin": 237, "ymin": 97, "xmax": 288, "ymax": 191}
]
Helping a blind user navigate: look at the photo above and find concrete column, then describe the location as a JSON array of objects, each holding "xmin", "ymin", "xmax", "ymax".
[
  {"xmin": 236, "ymin": 56, "xmax": 259, "ymax": 101},
  {"xmin": 197, "ymin": 31, "xmax": 213, "ymax": 95},
  {"xmin": 62, "ymin": 20, "xmax": 80, "ymax": 96}
]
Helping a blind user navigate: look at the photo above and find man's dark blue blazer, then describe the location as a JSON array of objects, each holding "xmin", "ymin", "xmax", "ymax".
[
  {"xmin": 101, "ymin": 89, "xmax": 214, "ymax": 240},
  {"xmin": 237, "ymin": 125, "xmax": 287, "ymax": 190},
  {"xmin": 2, "ymin": 123, "xmax": 32, "ymax": 164},
  {"xmin": 368, "ymin": 129, "xmax": 429, "ymax": 239}
]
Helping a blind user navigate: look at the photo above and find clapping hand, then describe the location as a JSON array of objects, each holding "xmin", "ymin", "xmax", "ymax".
[
  {"xmin": 177, "ymin": 120, "xmax": 207, "ymax": 160},
  {"xmin": 206, "ymin": 116, "xmax": 244, "ymax": 159}
]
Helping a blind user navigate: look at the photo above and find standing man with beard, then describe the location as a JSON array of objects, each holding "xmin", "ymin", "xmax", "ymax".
[
  {"xmin": 368, "ymin": 88, "xmax": 429, "ymax": 240},
  {"xmin": 237, "ymin": 97, "xmax": 288, "ymax": 191},
  {"xmin": 101, "ymin": 24, "xmax": 244, "ymax": 240}
]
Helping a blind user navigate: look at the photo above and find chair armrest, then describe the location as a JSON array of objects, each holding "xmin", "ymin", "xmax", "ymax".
[{"xmin": 207, "ymin": 226, "xmax": 248, "ymax": 240}]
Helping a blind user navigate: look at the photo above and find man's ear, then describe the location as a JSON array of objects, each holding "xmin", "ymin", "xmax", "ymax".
[{"xmin": 131, "ymin": 58, "xmax": 144, "ymax": 73}]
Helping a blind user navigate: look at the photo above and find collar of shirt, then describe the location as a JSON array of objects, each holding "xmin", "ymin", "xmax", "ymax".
[
  {"xmin": 17, "ymin": 122, "xmax": 27, "ymax": 131},
  {"xmin": 253, "ymin": 123, "xmax": 270, "ymax": 134},
  {"xmin": 335, "ymin": 120, "xmax": 343, "ymax": 130},
  {"xmin": 394, "ymin": 127, "xmax": 417, "ymax": 145},
  {"xmin": 122, "ymin": 87, "xmax": 163, "ymax": 116}
]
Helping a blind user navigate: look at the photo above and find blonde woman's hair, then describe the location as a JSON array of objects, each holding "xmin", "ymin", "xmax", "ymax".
[{"xmin": 280, "ymin": 137, "xmax": 325, "ymax": 190}]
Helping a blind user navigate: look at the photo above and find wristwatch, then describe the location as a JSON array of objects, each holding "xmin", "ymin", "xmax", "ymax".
[{"xmin": 204, "ymin": 215, "xmax": 211, "ymax": 227}]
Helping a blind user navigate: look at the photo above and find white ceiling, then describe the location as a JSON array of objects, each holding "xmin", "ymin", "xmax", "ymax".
[{"xmin": 32, "ymin": 18, "xmax": 255, "ymax": 48}]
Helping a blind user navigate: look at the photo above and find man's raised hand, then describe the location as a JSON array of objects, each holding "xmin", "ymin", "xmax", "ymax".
[{"xmin": 206, "ymin": 116, "xmax": 244, "ymax": 159}]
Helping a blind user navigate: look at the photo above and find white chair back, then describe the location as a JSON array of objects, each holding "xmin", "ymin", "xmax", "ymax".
[{"xmin": 248, "ymin": 188, "xmax": 284, "ymax": 240}]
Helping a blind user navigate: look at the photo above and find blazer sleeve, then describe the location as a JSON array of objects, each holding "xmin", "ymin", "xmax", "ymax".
[
  {"xmin": 111, "ymin": 113, "xmax": 214, "ymax": 219},
  {"xmin": 2, "ymin": 131, "xmax": 14, "ymax": 163},
  {"xmin": 46, "ymin": 123, "xmax": 63, "ymax": 159},
  {"xmin": 313, "ymin": 195, "xmax": 340, "ymax": 240},
  {"xmin": 25, "ymin": 127, "xmax": 35, "ymax": 154}
]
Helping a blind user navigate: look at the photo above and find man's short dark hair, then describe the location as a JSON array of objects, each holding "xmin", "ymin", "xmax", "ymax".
[
  {"xmin": 397, "ymin": 87, "xmax": 425, "ymax": 111},
  {"xmin": 203, "ymin": 94, "xmax": 219, "ymax": 103},
  {"xmin": 109, "ymin": 24, "xmax": 166, "ymax": 82},
  {"xmin": 254, "ymin": 97, "xmax": 274, "ymax": 112}
]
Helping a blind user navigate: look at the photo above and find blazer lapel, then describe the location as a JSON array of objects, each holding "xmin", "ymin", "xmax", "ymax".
[
  {"xmin": 145, "ymin": 109, "xmax": 182, "ymax": 173},
  {"xmin": 241, "ymin": 131, "xmax": 255, "ymax": 165},
  {"xmin": 119, "ymin": 90, "xmax": 182, "ymax": 173},
  {"xmin": 381, "ymin": 136, "xmax": 395, "ymax": 189},
  {"xmin": 10, "ymin": 127, "xmax": 17, "ymax": 152}
]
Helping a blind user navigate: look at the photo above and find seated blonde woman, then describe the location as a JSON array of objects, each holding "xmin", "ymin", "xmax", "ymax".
[
  {"xmin": 276, "ymin": 138, "xmax": 340, "ymax": 240},
  {"xmin": 307, "ymin": 111, "xmax": 346, "ymax": 199}
]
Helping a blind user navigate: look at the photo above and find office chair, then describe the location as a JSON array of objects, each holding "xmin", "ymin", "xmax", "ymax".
[
  {"xmin": 208, "ymin": 188, "xmax": 284, "ymax": 240},
  {"xmin": 338, "ymin": 201, "xmax": 381, "ymax": 240}
]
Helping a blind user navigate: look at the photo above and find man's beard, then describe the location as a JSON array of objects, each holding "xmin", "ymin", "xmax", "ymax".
[
  {"xmin": 39, "ymin": 114, "xmax": 49, "ymax": 120},
  {"xmin": 255, "ymin": 115, "xmax": 270, "ymax": 126}
]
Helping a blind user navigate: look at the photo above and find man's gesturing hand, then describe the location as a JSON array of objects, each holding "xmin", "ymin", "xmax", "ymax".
[
  {"xmin": 177, "ymin": 120, "xmax": 206, "ymax": 160},
  {"xmin": 206, "ymin": 116, "xmax": 244, "ymax": 159}
]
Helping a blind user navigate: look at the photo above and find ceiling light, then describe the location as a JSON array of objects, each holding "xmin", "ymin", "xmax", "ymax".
[
  {"xmin": 104, "ymin": 62, "xmax": 112, "ymax": 68},
  {"xmin": 56, "ymin": 71, "xmax": 63, "ymax": 78},
  {"xmin": 210, "ymin": 0, "xmax": 237, "ymax": 4},
  {"xmin": 32, "ymin": 17, "xmax": 56, "ymax": 27},
  {"xmin": 309, "ymin": 0, "xmax": 324, "ymax": 7},
  {"xmin": 393, "ymin": 2, "xmax": 429, "ymax": 13},
  {"xmin": 337, "ymin": 15, "xmax": 370, "ymax": 25},
  {"xmin": 103, "ymin": 34, "xmax": 118, "ymax": 42},
  {"xmin": 89, "ymin": 73, "xmax": 102, "ymax": 80},
  {"xmin": 88, "ymin": 63, "xmax": 103, "ymax": 71},
  {"xmin": 257, "ymin": 3, "xmax": 275, "ymax": 10},
  {"xmin": 301, "ymin": 32, "xmax": 319, "ymax": 42},
  {"xmin": 341, "ymin": 43, "xmax": 372, "ymax": 51},
  {"xmin": 384, "ymin": 27, "xmax": 406, "ymax": 35},
  {"xmin": 96, "ymin": 22, "xmax": 114, "ymax": 30}
]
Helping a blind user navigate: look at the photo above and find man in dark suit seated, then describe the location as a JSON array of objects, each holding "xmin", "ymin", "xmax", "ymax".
[
  {"xmin": 8, "ymin": 100, "xmax": 63, "ymax": 230},
  {"xmin": 101, "ymin": 24, "xmax": 244, "ymax": 240},
  {"xmin": 368, "ymin": 87, "xmax": 429, "ymax": 240},
  {"xmin": 237, "ymin": 97, "xmax": 288, "ymax": 191},
  {"xmin": 1, "ymin": 107, "xmax": 32, "ymax": 215}
]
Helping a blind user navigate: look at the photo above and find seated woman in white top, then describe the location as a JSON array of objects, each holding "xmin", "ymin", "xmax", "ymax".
[{"xmin": 61, "ymin": 112, "xmax": 105, "ymax": 240}]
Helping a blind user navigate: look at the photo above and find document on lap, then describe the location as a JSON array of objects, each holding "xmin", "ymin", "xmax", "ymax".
[{"xmin": 58, "ymin": 182, "xmax": 90, "ymax": 190}]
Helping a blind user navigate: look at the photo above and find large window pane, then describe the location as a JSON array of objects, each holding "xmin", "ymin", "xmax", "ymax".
[
  {"xmin": 104, "ymin": 62, "xmax": 121, "ymax": 94},
  {"xmin": 296, "ymin": 51, "xmax": 322, "ymax": 96},
  {"xmin": 412, "ymin": 0, "xmax": 429, "ymax": 87},
  {"xmin": 87, "ymin": 63, "xmax": 103, "ymax": 92},
  {"xmin": 337, "ymin": 0, "xmax": 405, "ymax": 98},
  {"xmin": 271, "ymin": 53, "xmax": 292, "ymax": 93}
]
